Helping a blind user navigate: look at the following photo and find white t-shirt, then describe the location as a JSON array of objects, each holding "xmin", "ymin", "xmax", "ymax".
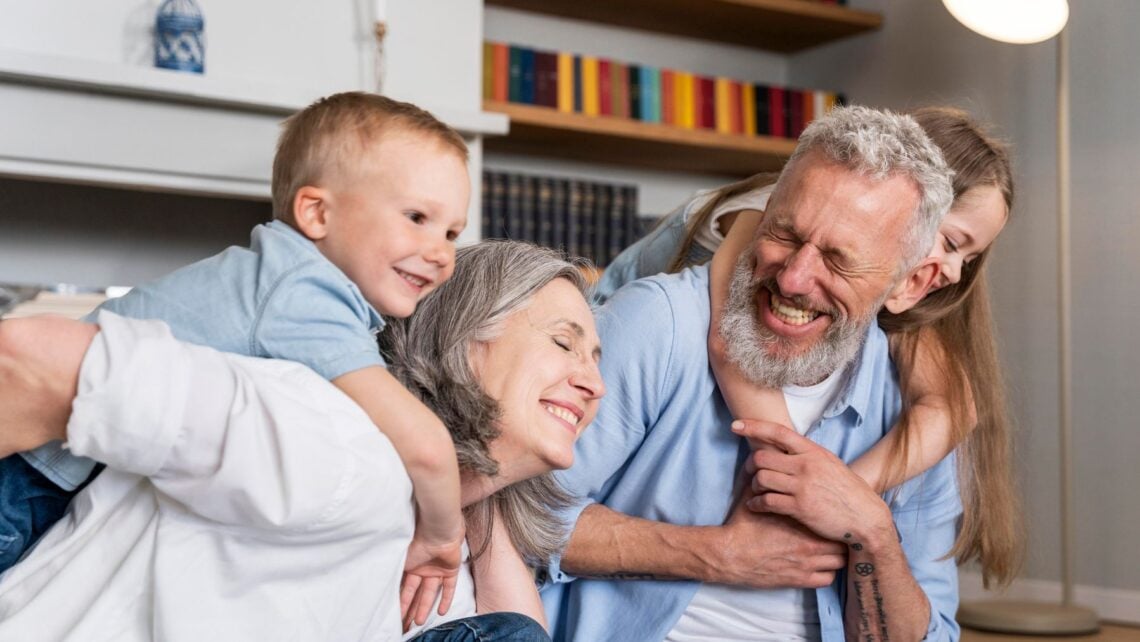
[
  {"xmin": 667, "ymin": 366, "xmax": 848, "ymax": 642},
  {"xmin": 0, "ymin": 313, "xmax": 416, "ymax": 642}
]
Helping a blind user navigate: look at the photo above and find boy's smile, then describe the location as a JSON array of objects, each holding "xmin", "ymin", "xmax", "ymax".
[{"xmin": 307, "ymin": 129, "xmax": 470, "ymax": 318}]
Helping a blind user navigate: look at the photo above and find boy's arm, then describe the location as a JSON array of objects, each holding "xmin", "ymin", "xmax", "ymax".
[
  {"xmin": 333, "ymin": 367, "xmax": 464, "ymax": 619},
  {"xmin": 850, "ymin": 328, "xmax": 977, "ymax": 492}
]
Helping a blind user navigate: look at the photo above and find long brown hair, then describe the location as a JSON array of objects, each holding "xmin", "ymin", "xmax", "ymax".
[{"xmin": 665, "ymin": 106, "xmax": 1023, "ymax": 587}]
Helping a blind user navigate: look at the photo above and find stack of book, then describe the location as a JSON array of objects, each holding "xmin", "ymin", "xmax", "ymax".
[
  {"xmin": 482, "ymin": 171, "xmax": 639, "ymax": 268},
  {"xmin": 483, "ymin": 41, "xmax": 846, "ymax": 139}
]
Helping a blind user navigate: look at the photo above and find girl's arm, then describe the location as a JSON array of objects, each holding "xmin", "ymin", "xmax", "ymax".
[
  {"xmin": 469, "ymin": 506, "xmax": 548, "ymax": 629},
  {"xmin": 707, "ymin": 208, "xmax": 796, "ymax": 433},
  {"xmin": 851, "ymin": 328, "xmax": 977, "ymax": 493}
]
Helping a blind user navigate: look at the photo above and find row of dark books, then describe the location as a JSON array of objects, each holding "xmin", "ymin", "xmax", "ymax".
[
  {"xmin": 482, "ymin": 41, "xmax": 846, "ymax": 139},
  {"xmin": 482, "ymin": 171, "xmax": 640, "ymax": 268}
]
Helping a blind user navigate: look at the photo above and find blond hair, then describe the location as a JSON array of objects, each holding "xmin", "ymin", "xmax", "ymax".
[{"xmin": 271, "ymin": 91, "xmax": 468, "ymax": 224}]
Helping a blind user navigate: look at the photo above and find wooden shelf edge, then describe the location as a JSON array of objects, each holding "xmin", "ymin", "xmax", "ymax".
[
  {"xmin": 484, "ymin": 100, "xmax": 796, "ymax": 176},
  {"xmin": 486, "ymin": 0, "xmax": 882, "ymax": 53}
]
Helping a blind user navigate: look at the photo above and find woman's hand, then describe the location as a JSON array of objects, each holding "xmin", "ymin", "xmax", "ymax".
[
  {"xmin": 0, "ymin": 316, "xmax": 97, "ymax": 456},
  {"xmin": 399, "ymin": 531, "xmax": 463, "ymax": 631}
]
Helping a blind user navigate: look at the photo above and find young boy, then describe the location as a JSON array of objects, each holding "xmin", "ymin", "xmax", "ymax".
[{"xmin": 2, "ymin": 92, "xmax": 471, "ymax": 608}]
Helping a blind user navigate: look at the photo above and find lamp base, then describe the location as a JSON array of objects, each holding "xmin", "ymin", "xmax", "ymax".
[{"xmin": 958, "ymin": 599, "xmax": 1099, "ymax": 635}]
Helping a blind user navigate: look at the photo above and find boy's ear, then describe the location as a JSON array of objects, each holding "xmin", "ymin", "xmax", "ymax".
[
  {"xmin": 884, "ymin": 257, "xmax": 940, "ymax": 315},
  {"xmin": 292, "ymin": 186, "xmax": 331, "ymax": 241}
]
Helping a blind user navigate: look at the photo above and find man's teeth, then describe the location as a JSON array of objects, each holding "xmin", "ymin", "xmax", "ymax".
[
  {"xmin": 400, "ymin": 272, "xmax": 427, "ymax": 288},
  {"xmin": 770, "ymin": 295, "xmax": 819, "ymax": 326},
  {"xmin": 543, "ymin": 403, "xmax": 578, "ymax": 425}
]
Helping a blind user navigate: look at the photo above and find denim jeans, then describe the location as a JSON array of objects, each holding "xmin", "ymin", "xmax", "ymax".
[
  {"xmin": 0, "ymin": 455, "xmax": 80, "ymax": 572},
  {"xmin": 410, "ymin": 613, "xmax": 550, "ymax": 642}
]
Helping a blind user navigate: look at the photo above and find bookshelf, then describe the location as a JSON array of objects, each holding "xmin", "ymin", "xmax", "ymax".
[
  {"xmin": 484, "ymin": 0, "xmax": 883, "ymax": 53},
  {"xmin": 482, "ymin": 2, "xmax": 881, "ymax": 178},
  {"xmin": 484, "ymin": 100, "xmax": 796, "ymax": 175}
]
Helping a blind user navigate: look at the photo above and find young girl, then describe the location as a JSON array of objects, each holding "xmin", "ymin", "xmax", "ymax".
[{"xmin": 599, "ymin": 106, "xmax": 1022, "ymax": 588}]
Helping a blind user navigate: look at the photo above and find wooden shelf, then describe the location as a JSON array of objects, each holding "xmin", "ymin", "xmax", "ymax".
[
  {"xmin": 483, "ymin": 101, "xmax": 797, "ymax": 176},
  {"xmin": 485, "ymin": 0, "xmax": 882, "ymax": 53}
]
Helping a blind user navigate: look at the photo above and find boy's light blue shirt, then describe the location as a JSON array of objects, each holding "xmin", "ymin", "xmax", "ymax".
[
  {"xmin": 541, "ymin": 266, "xmax": 962, "ymax": 642},
  {"xmin": 22, "ymin": 220, "xmax": 386, "ymax": 490}
]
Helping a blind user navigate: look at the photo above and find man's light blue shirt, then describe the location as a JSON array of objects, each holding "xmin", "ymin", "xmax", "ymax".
[
  {"xmin": 541, "ymin": 266, "xmax": 962, "ymax": 642},
  {"xmin": 22, "ymin": 220, "xmax": 386, "ymax": 489}
]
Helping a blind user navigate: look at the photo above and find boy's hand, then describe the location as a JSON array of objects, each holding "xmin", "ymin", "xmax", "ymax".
[
  {"xmin": 0, "ymin": 316, "xmax": 97, "ymax": 456},
  {"xmin": 399, "ymin": 531, "xmax": 464, "ymax": 631}
]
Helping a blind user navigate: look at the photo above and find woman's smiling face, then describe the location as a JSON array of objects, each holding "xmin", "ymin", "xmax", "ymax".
[{"xmin": 470, "ymin": 278, "xmax": 605, "ymax": 480}]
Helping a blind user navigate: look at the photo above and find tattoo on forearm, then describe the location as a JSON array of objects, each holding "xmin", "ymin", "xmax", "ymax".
[
  {"xmin": 844, "ymin": 532, "xmax": 864, "ymax": 551},
  {"xmin": 852, "ymin": 562, "xmax": 891, "ymax": 642},
  {"xmin": 853, "ymin": 579, "xmax": 872, "ymax": 639},
  {"xmin": 872, "ymin": 578, "xmax": 890, "ymax": 641},
  {"xmin": 583, "ymin": 572, "xmax": 668, "ymax": 581}
]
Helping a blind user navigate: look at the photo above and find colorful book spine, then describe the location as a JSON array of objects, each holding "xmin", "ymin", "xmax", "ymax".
[
  {"xmin": 628, "ymin": 63, "xmax": 642, "ymax": 121},
  {"xmin": 753, "ymin": 84, "xmax": 770, "ymax": 136},
  {"xmin": 728, "ymin": 81, "xmax": 743, "ymax": 134},
  {"xmin": 714, "ymin": 77, "xmax": 732, "ymax": 134},
  {"xmin": 581, "ymin": 56, "xmax": 600, "ymax": 115},
  {"xmin": 492, "ymin": 43, "xmax": 509, "ymax": 102},
  {"xmin": 660, "ymin": 70, "xmax": 675, "ymax": 125},
  {"xmin": 508, "ymin": 46, "xmax": 523, "ymax": 103},
  {"xmin": 598, "ymin": 58, "xmax": 613, "ymax": 116},
  {"xmin": 741, "ymin": 81, "xmax": 756, "ymax": 136},
  {"xmin": 698, "ymin": 76, "xmax": 715, "ymax": 130},
  {"xmin": 482, "ymin": 42, "xmax": 494, "ymax": 101},
  {"xmin": 677, "ymin": 71, "xmax": 695, "ymax": 129},
  {"xmin": 557, "ymin": 52, "xmax": 574, "ymax": 113},
  {"xmin": 612, "ymin": 62, "xmax": 629, "ymax": 119},
  {"xmin": 639, "ymin": 66, "xmax": 658, "ymax": 124},
  {"xmin": 520, "ymin": 48, "xmax": 536, "ymax": 105},
  {"xmin": 534, "ymin": 51, "xmax": 558, "ymax": 108},
  {"xmin": 573, "ymin": 55, "xmax": 584, "ymax": 113},
  {"xmin": 769, "ymin": 86, "xmax": 786, "ymax": 138}
]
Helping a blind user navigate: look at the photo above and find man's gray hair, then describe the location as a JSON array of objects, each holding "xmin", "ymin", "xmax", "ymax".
[
  {"xmin": 379, "ymin": 240, "xmax": 589, "ymax": 566},
  {"xmin": 778, "ymin": 105, "xmax": 955, "ymax": 272}
]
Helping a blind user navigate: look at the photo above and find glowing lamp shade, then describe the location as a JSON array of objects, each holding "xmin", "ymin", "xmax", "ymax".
[{"xmin": 942, "ymin": 0, "xmax": 1069, "ymax": 44}]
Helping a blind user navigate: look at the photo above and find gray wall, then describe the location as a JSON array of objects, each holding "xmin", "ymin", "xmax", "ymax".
[{"xmin": 790, "ymin": 0, "xmax": 1140, "ymax": 596}]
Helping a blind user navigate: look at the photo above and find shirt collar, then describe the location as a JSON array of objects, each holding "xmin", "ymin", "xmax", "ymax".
[{"xmin": 821, "ymin": 322, "xmax": 890, "ymax": 427}]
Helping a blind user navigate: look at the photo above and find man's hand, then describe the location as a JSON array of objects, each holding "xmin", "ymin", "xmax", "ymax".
[
  {"xmin": 733, "ymin": 419, "xmax": 894, "ymax": 545},
  {"xmin": 0, "ymin": 316, "xmax": 98, "ymax": 457},
  {"xmin": 717, "ymin": 486, "xmax": 847, "ymax": 589}
]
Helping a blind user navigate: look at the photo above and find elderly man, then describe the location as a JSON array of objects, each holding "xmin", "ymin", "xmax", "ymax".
[{"xmin": 541, "ymin": 106, "xmax": 961, "ymax": 642}]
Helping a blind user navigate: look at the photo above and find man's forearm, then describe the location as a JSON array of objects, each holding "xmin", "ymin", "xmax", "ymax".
[
  {"xmin": 843, "ymin": 521, "xmax": 930, "ymax": 642},
  {"xmin": 561, "ymin": 504, "xmax": 726, "ymax": 583}
]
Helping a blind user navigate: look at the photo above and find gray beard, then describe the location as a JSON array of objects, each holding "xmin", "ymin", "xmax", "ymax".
[{"xmin": 717, "ymin": 254, "xmax": 875, "ymax": 387}]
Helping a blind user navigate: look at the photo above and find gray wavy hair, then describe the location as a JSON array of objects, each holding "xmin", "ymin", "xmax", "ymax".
[
  {"xmin": 777, "ymin": 105, "xmax": 955, "ymax": 273},
  {"xmin": 378, "ymin": 240, "xmax": 590, "ymax": 566}
]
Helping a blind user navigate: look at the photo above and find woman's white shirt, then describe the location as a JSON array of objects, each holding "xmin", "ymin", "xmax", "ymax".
[{"xmin": 0, "ymin": 313, "xmax": 415, "ymax": 641}]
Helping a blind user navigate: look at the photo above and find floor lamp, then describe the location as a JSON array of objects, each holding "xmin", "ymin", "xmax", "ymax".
[{"xmin": 942, "ymin": 0, "xmax": 1100, "ymax": 634}]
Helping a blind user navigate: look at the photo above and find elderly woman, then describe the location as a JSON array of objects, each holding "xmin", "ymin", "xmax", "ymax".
[{"xmin": 0, "ymin": 241, "xmax": 602, "ymax": 642}]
